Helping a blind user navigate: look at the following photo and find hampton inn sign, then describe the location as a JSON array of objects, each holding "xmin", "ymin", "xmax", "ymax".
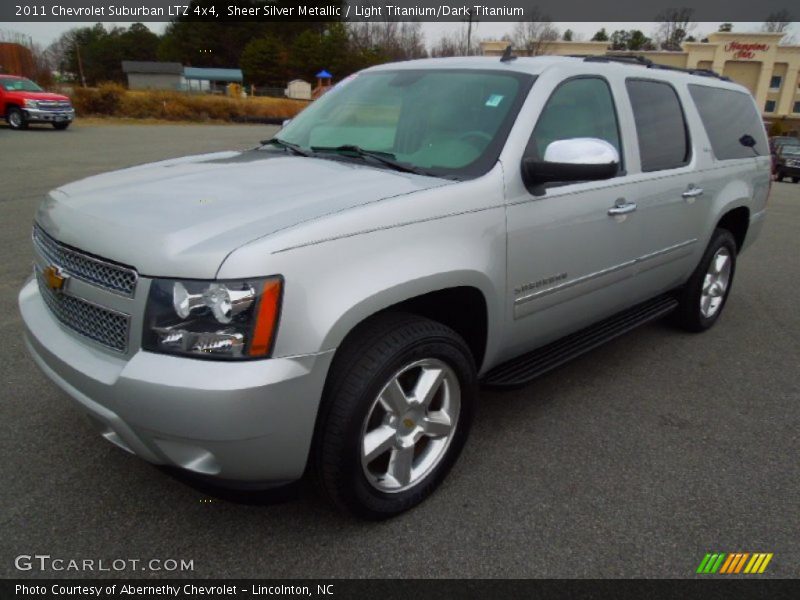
[
  {"xmin": 482, "ymin": 31, "xmax": 800, "ymax": 133},
  {"xmin": 725, "ymin": 41, "xmax": 770, "ymax": 60}
]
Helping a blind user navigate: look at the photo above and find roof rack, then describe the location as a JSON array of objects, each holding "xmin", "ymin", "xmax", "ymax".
[{"xmin": 576, "ymin": 54, "xmax": 730, "ymax": 81}]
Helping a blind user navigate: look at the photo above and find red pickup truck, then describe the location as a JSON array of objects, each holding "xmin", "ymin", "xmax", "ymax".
[{"xmin": 1, "ymin": 74, "xmax": 75, "ymax": 130}]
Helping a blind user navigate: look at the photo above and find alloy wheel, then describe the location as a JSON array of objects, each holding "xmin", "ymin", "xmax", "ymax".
[{"xmin": 360, "ymin": 358, "xmax": 460, "ymax": 493}]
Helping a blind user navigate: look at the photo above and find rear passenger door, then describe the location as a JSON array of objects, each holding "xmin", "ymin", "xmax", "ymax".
[{"xmin": 622, "ymin": 78, "xmax": 708, "ymax": 295}]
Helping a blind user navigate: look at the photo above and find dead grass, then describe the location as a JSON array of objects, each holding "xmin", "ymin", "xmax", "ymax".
[{"xmin": 71, "ymin": 84, "xmax": 307, "ymax": 122}]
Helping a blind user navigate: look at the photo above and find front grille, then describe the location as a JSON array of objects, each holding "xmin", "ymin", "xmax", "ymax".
[
  {"xmin": 33, "ymin": 225, "xmax": 137, "ymax": 297},
  {"xmin": 37, "ymin": 100, "xmax": 71, "ymax": 111},
  {"xmin": 36, "ymin": 268, "xmax": 130, "ymax": 353}
]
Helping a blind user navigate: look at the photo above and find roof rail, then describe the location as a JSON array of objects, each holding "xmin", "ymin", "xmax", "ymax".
[{"xmin": 576, "ymin": 54, "xmax": 730, "ymax": 81}]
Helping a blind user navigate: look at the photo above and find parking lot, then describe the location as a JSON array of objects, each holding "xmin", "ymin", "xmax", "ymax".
[{"xmin": 1, "ymin": 121, "xmax": 798, "ymax": 578}]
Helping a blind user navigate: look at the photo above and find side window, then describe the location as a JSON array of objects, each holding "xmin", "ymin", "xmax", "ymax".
[
  {"xmin": 688, "ymin": 84, "xmax": 768, "ymax": 159},
  {"xmin": 626, "ymin": 79, "xmax": 690, "ymax": 172},
  {"xmin": 529, "ymin": 77, "xmax": 622, "ymax": 168}
]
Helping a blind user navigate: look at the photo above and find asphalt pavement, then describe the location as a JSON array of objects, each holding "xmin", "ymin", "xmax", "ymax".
[{"xmin": 1, "ymin": 120, "xmax": 798, "ymax": 578}]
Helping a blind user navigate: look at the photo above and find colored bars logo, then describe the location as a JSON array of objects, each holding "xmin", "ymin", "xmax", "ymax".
[{"xmin": 696, "ymin": 552, "xmax": 773, "ymax": 574}]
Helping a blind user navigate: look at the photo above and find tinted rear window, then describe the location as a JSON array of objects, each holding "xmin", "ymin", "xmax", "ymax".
[
  {"xmin": 688, "ymin": 84, "xmax": 768, "ymax": 159},
  {"xmin": 626, "ymin": 79, "xmax": 690, "ymax": 172}
]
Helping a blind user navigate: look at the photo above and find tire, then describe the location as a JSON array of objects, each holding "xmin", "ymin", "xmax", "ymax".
[
  {"xmin": 314, "ymin": 312, "xmax": 477, "ymax": 519},
  {"xmin": 775, "ymin": 171, "xmax": 784, "ymax": 182},
  {"xmin": 7, "ymin": 107, "xmax": 28, "ymax": 130},
  {"xmin": 53, "ymin": 122, "xmax": 70, "ymax": 130},
  {"xmin": 673, "ymin": 228, "xmax": 737, "ymax": 332},
  {"xmin": 792, "ymin": 177, "xmax": 799, "ymax": 184}
]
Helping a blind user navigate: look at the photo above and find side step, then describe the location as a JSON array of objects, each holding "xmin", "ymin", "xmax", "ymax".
[{"xmin": 481, "ymin": 294, "xmax": 679, "ymax": 388}]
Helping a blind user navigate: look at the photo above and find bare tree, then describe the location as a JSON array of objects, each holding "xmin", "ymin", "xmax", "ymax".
[
  {"xmin": 348, "ymin": 21, "xmax": 427, "ymax": 61},
  {"xmin": 762, "ymin": 10, "xmax": 795, "ymax": 43},
  {"xmin": 509, "ymin": 10, "xmax": 559, "ymax": 56},
  {"xmin": 0, "ymin": 28, "xmax": 53, "ymax": 84},
  {"xmin": 654, "ymin": 8, "xmax": 695, "ymax": 51},
  {"xmin": 762, "ymin": 10, "xmax": 791, "ymax": 33},
  {"xmin": 430, "ymin": 27, "xmax": 470, "ymax": 58}
]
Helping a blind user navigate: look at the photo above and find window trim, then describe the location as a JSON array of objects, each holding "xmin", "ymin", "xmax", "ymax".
[
  {"xmin": 625, "ymin": 77, "xmax": 693, "ymax": 173},
  {"xmin": 523, "ymin": 74, "xmax": 627, "ymax": 186}
]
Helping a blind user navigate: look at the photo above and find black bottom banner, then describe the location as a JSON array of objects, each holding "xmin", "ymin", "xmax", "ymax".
[{"xmin": 2, "ymin": 579, "xmax": 800, "ymax": 600}]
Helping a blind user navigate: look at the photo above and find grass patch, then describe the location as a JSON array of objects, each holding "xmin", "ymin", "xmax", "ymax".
[{"xmin": 71, "ymin": 83, "xmax": 307, "ymax": 123}]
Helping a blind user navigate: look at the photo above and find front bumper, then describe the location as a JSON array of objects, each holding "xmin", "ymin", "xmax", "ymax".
[
  {"xmin": 19, "ymin": 278, "xmax": 334, "ymax": 483},
  {"xmin": 24, "ymin": 107, "xmax": 75, "ymax": 123},
  {"xmin": 777, "ymin": 164, "xmax": 800, "ymax": 178}
]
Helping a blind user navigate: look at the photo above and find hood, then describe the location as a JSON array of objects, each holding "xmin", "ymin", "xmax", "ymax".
[
  {"xmin": 36, "ymin": 150, "xmax": 448, "ymax": 278},
  {"xmin": 11, "ymin": 91, "xmax": 70, "ymax": 102}
]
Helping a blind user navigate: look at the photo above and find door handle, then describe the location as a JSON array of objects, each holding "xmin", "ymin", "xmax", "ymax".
[
  {"xmin": 682, "ymin": 187, "xmax": 704, "ymax": 198},
  {"xmin": 608, "ymin": 201, "xmax": 637, "ymax": 215}
]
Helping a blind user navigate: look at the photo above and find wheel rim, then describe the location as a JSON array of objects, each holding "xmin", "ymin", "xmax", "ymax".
[
  {"xmin": 9, "ymin": 111, "xmax": 21, "ymax": 127},
  {"xmin": 700, "ymin": 247, "xmax": 732, "ymax": 318},
  {"xmin": 360, "ymin": 358, "xmax": 460, "ymax": 493}
]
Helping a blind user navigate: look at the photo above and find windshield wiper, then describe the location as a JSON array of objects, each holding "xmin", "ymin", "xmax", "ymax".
[
  {"xmin": 261, "ymin": 137, "xmax": 311, "ymax": 157},
  {"xmin": 310, "ymin": 144, "xmax": 428, "ymax": 175}
]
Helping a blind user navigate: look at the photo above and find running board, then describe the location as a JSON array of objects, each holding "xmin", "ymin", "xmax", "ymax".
[{"xmin": 481, "ymin": 294, "xmax": 679, "ymax": 388}]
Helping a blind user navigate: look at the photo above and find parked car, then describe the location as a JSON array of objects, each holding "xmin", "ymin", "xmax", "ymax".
[
  {"xmin": 19, "ymin": 56, "xmax": 770, "ymax": 518},
  {"xmin": 774, "ymin": 144, "xmax": 800, "ymax": 182},
  {"xmin": 0, "ymin": 74, "xmax": 75, "ymax": 130},
  {"xmin": 769, "ymin": 135, "xmax": 800, "ymax": 175}
]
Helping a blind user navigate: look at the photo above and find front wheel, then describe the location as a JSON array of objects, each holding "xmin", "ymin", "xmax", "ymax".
[
  {"xmin": 673, "ymin": 228, "xmax": 737, "ymax": 332},
  {"xmin": 792, "ymin": 177, "xmax": 799, "ymax": 184},
  {"xmin": 314, "ymin": 313, "xmax": 476, "ymax": 519},
  {"xmin": 53, "ymin": 121, "xmax": 70, "ymax": 130},
  {"xmin": 7, "ymin": 107, "xmax": 27, "ymax": 130}
]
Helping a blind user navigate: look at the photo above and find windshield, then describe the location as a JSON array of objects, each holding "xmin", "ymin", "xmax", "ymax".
[
  {"xmin": 1, "ymin": 78, "xmax": 43, "ymax": 92},
  {"xmin": 275, "ymin": 69, "xmax": 534, "ymax": 179},
  {"xmin": 781, "ymin": 145, "xmax": 800, "ymax": 156}
]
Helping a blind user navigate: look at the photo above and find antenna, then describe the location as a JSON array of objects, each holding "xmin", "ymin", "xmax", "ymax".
[{"xmin": 500, "ymin": 45, "xmax": 517, "ymax": 63}]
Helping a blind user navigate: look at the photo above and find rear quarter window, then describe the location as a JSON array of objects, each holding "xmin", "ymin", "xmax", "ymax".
[{"xmin": 688, "ymin": 84, "xmax": 768, "ymax": 160}]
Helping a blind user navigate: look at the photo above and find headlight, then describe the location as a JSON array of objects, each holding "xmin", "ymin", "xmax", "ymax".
[
  {"xmin": 23, "ymin": 99, "xmax": 38, "ymax": 108},
  {"xmin": 143, "ymin": 277, "xmax": 282, "ymax": 360}
]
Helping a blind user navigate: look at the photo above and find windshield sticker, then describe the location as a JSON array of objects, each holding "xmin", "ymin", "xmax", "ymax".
[{"xmin": 485, "ymin": 94, "xmax": 504, "ymax": 107}]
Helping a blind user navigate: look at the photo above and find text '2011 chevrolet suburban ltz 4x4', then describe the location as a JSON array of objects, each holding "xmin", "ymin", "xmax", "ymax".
[{"xmin": 19, "ymin": 55, "xmax": 770, "ymax": 519}]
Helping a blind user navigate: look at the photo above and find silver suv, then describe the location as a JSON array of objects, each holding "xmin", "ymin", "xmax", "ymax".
[{"xmin": 19, "ymin": 56, "xmax": 770, "ymax": 518}]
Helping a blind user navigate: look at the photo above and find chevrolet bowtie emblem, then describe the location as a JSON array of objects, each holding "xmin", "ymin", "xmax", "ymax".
[{"xmin": 43, "ymin": 265, "xmax": 68, "ymax": 292}]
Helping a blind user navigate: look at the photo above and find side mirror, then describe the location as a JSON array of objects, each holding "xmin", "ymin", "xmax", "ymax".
[
  {"xmin": 522, "ymin": 138, "xmax": 620, "ymax": 186},
  {"xmin": 281, "ymin": 119, "xmax": 292, "ymax": 128}
]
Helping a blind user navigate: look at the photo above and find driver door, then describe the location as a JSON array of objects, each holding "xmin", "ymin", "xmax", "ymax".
[{"xmin": 502, "ymin": 76, "xmax": 649, "ymax": 360}]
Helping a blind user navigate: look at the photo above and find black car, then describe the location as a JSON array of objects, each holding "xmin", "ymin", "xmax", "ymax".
[{"xmin": 775, "ymin": 143, "xmax": 800, "ymax": 183}]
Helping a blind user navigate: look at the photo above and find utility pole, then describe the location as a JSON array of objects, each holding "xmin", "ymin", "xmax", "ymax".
[
  {"xmin": 466, "ymin": 9, "xmax": 473, "ymax": 56},
  {"xmin": 76, "ymin": 43, "xmax": 86, "ymax": 87}
]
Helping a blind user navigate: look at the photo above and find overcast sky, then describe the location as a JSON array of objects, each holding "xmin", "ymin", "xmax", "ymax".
[{"xmin": 3, "ymin": 21, "xmax": 794, "ymax": 49}]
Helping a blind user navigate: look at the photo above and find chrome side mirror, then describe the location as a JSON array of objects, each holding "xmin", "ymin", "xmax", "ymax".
[
  {"xmin": 281, "ymin": 119, "xmax": 292, "ymax": 128},
  {"xmin": 522, "ymin": 137, "xmax": 620, "ymax": 186}
]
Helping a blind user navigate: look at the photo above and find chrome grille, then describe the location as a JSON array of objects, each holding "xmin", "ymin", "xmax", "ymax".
[
  {"xmin": 33, "ymin": 225, "xmax": 137, "ymax": 297},
  {"xmin": 35, "ymin": 268, "xmax": 130, "ymax": 353},
  {"xmin": 37, "ymin": 100, "xmax": 72, "ymax": 111}
]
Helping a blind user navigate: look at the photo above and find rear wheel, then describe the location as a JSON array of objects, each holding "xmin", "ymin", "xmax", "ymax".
[
  {"xmin": 775, "ymin": 171, "xmax": 784, "ymax": 182},
  {"xmin": 314, "ymin": 312, "xmax": 476, "ymax": 519},
  {"xmin": 7, "ymin": 107, "xmax": 27, "ymax": 130},
  {"xmin": 792, "ymin": 177, "xmax": 799, "ymax": 184},
  {"xmin": 673, "ymin": 228, "xmax": 737, "ymax": 332},
  {"xmin": 53, "ymin": 121, "xmax": 70, "ymax": 130}
]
